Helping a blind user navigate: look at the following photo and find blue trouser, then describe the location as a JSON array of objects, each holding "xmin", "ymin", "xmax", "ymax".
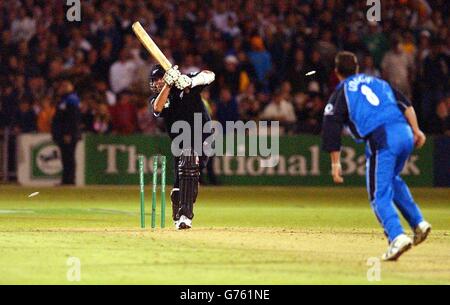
[{"xmin": 365, "ymin": 123, "xmax": 424, "ymax": 242}]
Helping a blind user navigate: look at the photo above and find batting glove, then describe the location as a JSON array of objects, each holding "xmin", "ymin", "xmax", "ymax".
[
  {"xmin": 175, "ymin": 74, "xmax": 192, "ymax": 90},
  {"xmin": 163, "ymin": 66, "xmax": 181, "ymax": 86}
]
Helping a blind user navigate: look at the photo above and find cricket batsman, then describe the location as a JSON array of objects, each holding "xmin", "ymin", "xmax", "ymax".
[
  {"xmin": 149, "ymin": 64, "xmax": 215, "ymax": 230},
  {"xmin": 321, "ymin": 51, "xmax": 431, "ymax": 261}
]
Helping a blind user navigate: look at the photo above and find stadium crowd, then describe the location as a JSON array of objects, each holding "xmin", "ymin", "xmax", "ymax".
[{"xmin": 0, "ymin": 0, "xmax": 449, "ymax": 136}]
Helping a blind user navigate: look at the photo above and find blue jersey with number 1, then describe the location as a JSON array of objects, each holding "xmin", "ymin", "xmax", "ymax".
[{"xmin": 342, "ymin": 74, "xmax": 407, "ymax": 137}]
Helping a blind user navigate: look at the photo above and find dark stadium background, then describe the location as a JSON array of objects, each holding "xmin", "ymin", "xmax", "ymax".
[{"xmin": 0, "ymin": 0, "xmax": 448, "ymax": 183}]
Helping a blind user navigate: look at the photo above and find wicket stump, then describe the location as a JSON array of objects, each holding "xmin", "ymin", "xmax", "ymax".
[{"xmin": 138, "ymin": 155, "xmax": 166, "ymax": 229}]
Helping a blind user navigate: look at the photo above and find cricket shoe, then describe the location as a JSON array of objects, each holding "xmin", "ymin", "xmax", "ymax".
[
  {"xmin": 413, "ymin": 221, "xmax": 431, "ymax": 246},
  {"xmin": 175, "ymin": 215, "xmax": 192, "ymax": 230},
  {"xmin": 381, "ymin": 234, "xmax": 413, "ymax": 261}
]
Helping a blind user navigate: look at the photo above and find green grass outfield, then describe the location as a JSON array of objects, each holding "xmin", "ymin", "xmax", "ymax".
[{"xmin": 0, "ymin": 185, "xmax": 449, "ymax": 284}]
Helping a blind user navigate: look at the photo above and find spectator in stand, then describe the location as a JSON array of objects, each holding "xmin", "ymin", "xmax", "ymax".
[
  {"xmin": 36, "ymin": 96, "xmax": 55, "ymax": 133},
  {"xmin": 401, "ymin": 31, "xmax": 417, "ymax": 57},
  {"xmin": 286, "ymin": 49, "xmax": 308, "ymax": 94},
  {"xmin": 98, "ymin": 15, "xmax": 122, "ymax": 55},
  {"xmin": 316, "ymin": 29, "xmax": 338, "ymax": 68},
  {"xmin": 247, "ymin": 36, "xmax": 272, "ymax": 91},
  {"xmin": 381, "ymin": 35, "xmax": 415, "ymax": 99},
  {"xmin": 344, "ymin": 30, "xmax": 367, "ymax": 59},
  {"xmin": 239, "ymin": 96, "xmax": 261, "ymax": 123},
  {"xmin": 180, "ymin": 53, "xmax": 201, "ymax": 75},
  {"xmin": 92, "ymin": 40, "xmax": 114, "ymax": 82},
  {"xmin": 237, "ymin": 82, "xmax": 256, "ymax": 104},
  {"xmin": 361, "ymin": 54, "xmax": 381, "ymax": 78},
  {"xmin": 436, "ymin": 98, "xmax": 450, "ymax": 136},
  {"xmin": 362, "ymin": 22, "xmax": 388, "ymax": 67},
  {"xmin": 1, "ymin": 81, "xmax": 19, "ymax": 128},
  {"xmin": 199, "ymin": 88, "xmax": 219, "ymax": 186},
  {"xmin": 255, "ymin": 91, "xmax": 271, "ymax": 111},
  {"xmin": 301, "ymin": 92, "xmax": 325, "ymax": 135},
  {"xmin": 417, "ymin": 30, "xmax": 432, "ymax": 66},
  {"xmin": 109, "ymin": 90, "xmax": 137, "ymax": 135},
  {"xmin": 293, "ymin": 92, "xmax": 309, "ymax": 130},
  {"xmin": 10, "ymin": 74, "xmax": 29, "ymax": 107},
  {"xmin": 306, "ymin": 50, "xmax": 327, "ymax": 95},
  {"xmin": 279, "ymin": 81, "xmax": 293, "ymax": 102},
  {"xmin": 109, "ymin": 48, "xmax": 138, "ymax": 94},
  {"xmin": 132, "ymin": 54, "xmax": 154, "ymax": 96},
  {"xmin": 28, "ymin": 75, "xmax": 47, "ymax": 102},
  {"xmin": 10, "ymin": 7, "xmax": 36, "ymax": 43},
  {"xmin": 14, "ymin": 100, "xmax": 37, "ymax": 134},
  {"xmin": 212, "ymin": 2, "xmax": 237, "ymax": 31},
  {"xmin": 420, "ymin": 39, "xmax": 449, "ymax": 132},
  {"xmin": 92, "ymin": 104, "xmax": 112, "ymax": 134},
  {"xmin": 79, "ymin": 96, "xmax": 95, "ymax": 133},
  {"xmin": 222, "ymin": 15, "xmax": 241, "ymax": 39},
  {"xmin": 47, "ymin": 57, "xmax": 65, "ymax": 83},
  {"xmin": 220, "ymin": 55, "xmax": 241, "ymax": 95},
  {"xmin": 70, "ymin": 28, "xmax": 92, "ymax": 53},
  {"xmin": 137, "ymin": 102, "xmax": 158, "ymax": 134},
  {"xmin": 260, "ymin": 91, "xmax": 296, "ymax": 133},
  {"xmin": 93, "ymin": 79, "xmax": 116, "ymax": 106},
  {"xmin": 201, "ymin": 88, "xmax": 215, "ymax": 120},
  {"xmin": 216, "ymin": 87, "xmax": 239, "ymax": 133},
  {"xmin": 236, "ymin": 50, "xmax": 257, "ymax": 88}
]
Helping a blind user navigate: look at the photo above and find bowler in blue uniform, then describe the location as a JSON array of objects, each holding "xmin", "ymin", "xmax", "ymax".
[{"xmin": 322, "ymin": 51, "xmax": 431, "ymax": 261}]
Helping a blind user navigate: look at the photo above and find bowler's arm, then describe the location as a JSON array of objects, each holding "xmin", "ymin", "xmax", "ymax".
[
  {"xmin": 393, "ymin": 88, "xmax": 426, "ymax": 148},
  {"xmin": 322, "ymin": 120, "xmax": 344, "ymax": 184},
  {"xmin": 321, "ymin": 90, "xmax": 348, "ymax": 184}
]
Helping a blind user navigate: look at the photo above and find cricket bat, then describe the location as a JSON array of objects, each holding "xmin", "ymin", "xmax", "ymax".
[{"xmin": 132, "ymin": 22, "xmax": 172, "ymax": 71}]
